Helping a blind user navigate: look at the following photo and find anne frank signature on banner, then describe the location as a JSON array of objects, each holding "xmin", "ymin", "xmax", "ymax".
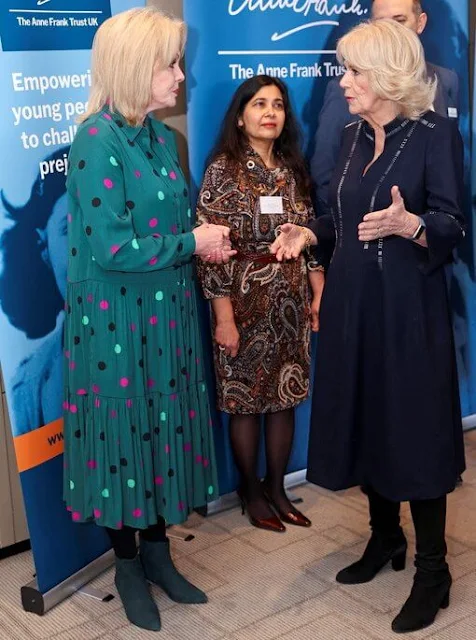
[{"xmin": 228, "ymin": 0, "xmax": 368, "ymax": 40}]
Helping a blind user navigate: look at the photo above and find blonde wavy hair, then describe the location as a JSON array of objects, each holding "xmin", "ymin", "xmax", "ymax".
[
  {"xmin": 80, "ymin": 7, "xmax": 186, "ymax": 126},
  {"xmin": 337, "ymin": 19, "xmax": 436, "ymax": 120}
]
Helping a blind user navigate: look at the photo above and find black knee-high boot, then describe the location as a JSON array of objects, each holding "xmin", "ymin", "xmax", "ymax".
[
  {"xmin": 392, "ymin": 496, "xmax": 451, "ymax": 634},
  {"xmin": 336, "ymin": 488, "xmax": 407, "ymax": 584}
]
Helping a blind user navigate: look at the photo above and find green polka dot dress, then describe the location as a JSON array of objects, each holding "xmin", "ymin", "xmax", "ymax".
[{"xmin": 63, "ymin": 108, "xmax": 218, "ymax": 530}]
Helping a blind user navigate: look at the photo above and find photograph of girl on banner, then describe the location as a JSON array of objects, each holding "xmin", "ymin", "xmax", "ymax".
[
  {"xmin": 196, "ymin": 75, "xmax": 325, "ymax": 533},
  {"xmin": 0, "ymin": 146, "xmax": 69, "ymax": 437}
]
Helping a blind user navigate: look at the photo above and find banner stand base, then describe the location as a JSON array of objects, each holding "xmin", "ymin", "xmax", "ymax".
[{"xmin": 21, "ymin": 549, "xmax": 115, "ymax": 616}]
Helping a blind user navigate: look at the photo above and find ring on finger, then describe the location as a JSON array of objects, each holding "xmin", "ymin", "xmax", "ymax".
[{"xmin": 218, "ymin": 345, "xmax": 225, "ymax": 351}]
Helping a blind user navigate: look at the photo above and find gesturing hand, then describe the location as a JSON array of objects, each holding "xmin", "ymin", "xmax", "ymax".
[
  {"xmin": 270, "ymin": 224, "xmax": 317, "ymax": 261},
  {"xmin": 358, "ymin": 186, "xmax": 418, "ymax": 242}
]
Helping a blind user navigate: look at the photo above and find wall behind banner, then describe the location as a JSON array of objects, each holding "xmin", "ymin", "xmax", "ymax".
[
  {"xmin": 182, "ymin": 0, "xmax": 473, "ymax": 496},
  {"xmin": 0, "ymin": 0, "xmax": 144, "ymax": 595}
]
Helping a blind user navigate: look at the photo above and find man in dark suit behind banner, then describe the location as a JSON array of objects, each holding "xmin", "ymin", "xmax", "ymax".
[{"xmin": 311, "ymin": 0, "xmax": 460, "ymax": 215}]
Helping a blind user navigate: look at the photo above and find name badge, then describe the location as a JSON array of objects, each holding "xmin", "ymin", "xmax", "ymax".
[
  {"xmin": 448, "ymin": 107, "xmax": 458, "ymax": 119},
  {"xmin": 260, "ymin": 196, "xmax": 283, "ymax": 214}
]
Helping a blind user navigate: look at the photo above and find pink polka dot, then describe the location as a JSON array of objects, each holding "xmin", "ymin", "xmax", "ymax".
[
  {"xmin": 88, "ymin": 127, "xmax": 99, "ymax": 136},
  {"xmin": 92, "ymin": 384, "xmax": 100, "ymax": 393},
  {"xmin": 72, "ymin": 511, "xmax": 82, "ymax": 521},
  {"xmin": 169, "ymin": 320, "xmax": 176, "ymax": 329},
  {"xmin": 67, "ymin": 213, "xmax": 72, "ymax": 223},
  {"xmin": 103, "ymin": 113, "xmax": 112, "ymax": 121},
  {"xmin": 183, "ymin": 442, "xmax": 192, "ymax": 452},
  {"xmin": 169, "ymin": 171, "xmax": 177, "ymax": 180},
  {"xmin": 93, "ymin": 508, "xmax": 102, "ymax": 518},
  {"xmin": 178, "ymin": 501, "xmax": 185, "ymax": 512},
  {"xmin": 110, "ymin": 410, "xmax": 118, "ymax": 419},
  {"xmin": 155, "ymin": 476, "xmax": 164, "ymax": 485},
  {"xmin": 176, "ymin": 347, "xmax": 182, "ymax": 357},
  {"xmin": 69, "ymin": 361, "xmax": 76, "ymax": 370},
  {"xmin": 63, "ymin": 401, "xmax": 69, "ymax": 411},
  {"xmin": 189, "ymin": 409, "xmax": 196, "ymax": 419},
  {"xmin": 170, "ymin": 224, "xmax": 178, "ymax": 234},
  {"xmin": 116, "ymin": 521, "xmax": 123, "ymax": 530},
  {"xmin": 95, "ymin": 398, "xmax": 101, "ymax": 408},
  {"xmin": 147, "ymin": 378, "xmax": 155, "ymax": 388},
  {"xmin": 111, "ymin": 245, "xmax": 120, "ymax": 255},
  {"xmin": 87, "ymin": 294, "xmax": 94, "ymax": 303},
  {"xmin": 149, "ymin": 256, "xmax": 158, "ymax": 266},
  {"xmin": 170, "ymin": 394, "xmax": 177, "ymax": 401},
  {"xmin": 149, "ymin": 217, "xmax": 158, "ymax": 228},
  {"xmin": 120, "ymin": 377, "xmax": 129, "ymax": 388},
  {"xmin": 64, "ymin": 350, "xmax": 71, "ymax": 359},
  {"xmin": 132, "ymin": 508, "xmax": 142, "ymax": 518},
  {"xmin": 149, "ymin": 315, "xmax": 158, "ymax": 325},
  {"xmin": 70, "ymin": 404, "xmax": 78, "ymax": 414},
  {"xmin": 76, "ymin": 389, "xmax": 87, "ymax": 396},
  {"xmin": 203, "ymin": 458, "xmax": 210, "ymax": 468},
  {"xmin": 130, "ymin": 323, "xmax": 137, "ymax": 332},
  {"xmin": 134, "ymin": 169, "xmax": 141, "ymax": 178},
  {"xmin": 196, "ymin": 358, "xmax": 200, "ymax": 365},
  {"xmin": 165, "ymin": 444, "xmax": 170, "ymax": 454},
  {"xmin": 87, "ymin": 460, "xmax": 97, "ymax": 470},
  {"xmin": 66, "ymin": 505, "xmax": 72, "ymax": 512},
  {"xmin": 185, "ymin": 290, "xmax": 191, "ymax": 298},
  {"xmin": 99, "ymin": 300, "xmax": 109, "ymax": 310},
  {"xmin": 103, "ymin": 178, "xmax": 114, "ymax": 189},
  {"xmin": 158, "ymin": 136, "xmax": 165, "ymax": 144},
  {"xmin": 126, "ymin": 399, "xmax": 133, "ymax": 408},
  {"xmin": 195, "ymin": 454, "xmax": 202, "ymax": 464}
]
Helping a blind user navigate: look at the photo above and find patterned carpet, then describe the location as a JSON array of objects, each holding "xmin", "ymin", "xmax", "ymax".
[{"xmin": 2, "ymin": 431, "xmax": 476, "ymax": 639}]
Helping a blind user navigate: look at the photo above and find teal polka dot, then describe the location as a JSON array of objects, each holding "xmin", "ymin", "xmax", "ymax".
[
  {"xmin": 69, "ymin": 480, "xmax": 75, "ymax": 490},
  {"xmin": 155, "ymin": 291, "xmax": 164, "ymax": 301},
  {"xmin": 187, "ymin": 208, "xmax": 191, "ymax": 218},
  {"xmin": 127, "ymin": 479, "xmax": 136, "ymax": 489},
  {"xmin": 91, "ymin": 255, "xmax": 96, "ymax": 262},
  {"xmin": 160, "ymin": 411, "xmax": 167, "ymax": 422},
  {"xmin": 82, "ymin": 315, "xmax": 89, "ymax": 325},
  {"xmin": 109, "ymin": 156, "xmax": 119, "ymax": 167},
  {"xmin": 132, "ymin": 238, "xmax": 139, "ymax": 250},
  {"xmin": 160, "ymin": 167, "xmax": 168, "ymax": 176},
  {"xmin": 158, "ymin": 191, "xmax": 165, "ymax": 201},
  {"xmin": 201, "ymin": 383, "xmax": 206, "ymax": 392},
  {"xmin": 101, "ymin": 488, "xmax": 110, "ymax": 498},
  {"xmin": 114, "ymin": 344, "xmax": 122, "ymax": 354},
  {"xmin": 208, "ymin": 485, "xmax": 214, "ymax": 495}
]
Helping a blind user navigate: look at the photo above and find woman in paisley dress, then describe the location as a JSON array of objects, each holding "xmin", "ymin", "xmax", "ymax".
[
  {"xmin": 197, "ymin": 75, "xmax": 325, "ymax": 532},
  {"xmin": 63, "ymin": 8, "xmax": 234, "ymax": 632}
]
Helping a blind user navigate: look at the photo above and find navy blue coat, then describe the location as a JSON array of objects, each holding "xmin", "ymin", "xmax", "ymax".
[{"xmin": 311, "ymin": 63, "xmax": 459, "ymax": 214}]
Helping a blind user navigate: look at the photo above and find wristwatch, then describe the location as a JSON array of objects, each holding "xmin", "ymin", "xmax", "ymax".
[{"xmin": 411, "ymin": 216, "xmax": 426, "ymax": 241}]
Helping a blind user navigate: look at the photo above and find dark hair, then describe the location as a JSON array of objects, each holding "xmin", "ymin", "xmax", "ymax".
[
  {"xmin": 209, "ymin": 75, "xmax": 311, "ymax": 196},
  {"xmin": 0, "ymin": 147, "xmax": 69, "ymax": 339},
  {"xmin": 372, "ymin": 0, "xmax": 423, "ymax": 15}
]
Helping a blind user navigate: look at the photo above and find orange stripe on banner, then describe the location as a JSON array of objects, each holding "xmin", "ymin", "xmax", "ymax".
[{"xmin": 14, "ymin": 418, "xmax": 64, "ymax": 472}]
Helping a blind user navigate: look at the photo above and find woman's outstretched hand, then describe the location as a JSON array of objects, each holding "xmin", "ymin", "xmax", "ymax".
[{"xmin": 270, "ymin": 224, "xmax": 317, "ymax": 261}]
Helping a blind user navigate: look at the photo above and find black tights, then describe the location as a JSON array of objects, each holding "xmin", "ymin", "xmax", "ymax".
[
  {"xmin": 229, "ymin": 408, "xmax": 295, "ymax": 518},
  {"xmin": 106, "ymin": 517, "xmax": 167, "ymax": 559}
]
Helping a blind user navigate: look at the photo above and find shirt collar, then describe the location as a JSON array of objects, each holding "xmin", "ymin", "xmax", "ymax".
[
  {"xmin": 363, "ymin": 116, "xmax": 411, "ymax": 142},
  {"xmin": 101, "ymin": 106, "xmax": 149, "ymax": 142}
]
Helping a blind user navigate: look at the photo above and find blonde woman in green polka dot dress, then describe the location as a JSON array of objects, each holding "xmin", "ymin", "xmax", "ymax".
[{"xmin": 63, "ymin": 8, "xmax": 233, "ymax": 632}]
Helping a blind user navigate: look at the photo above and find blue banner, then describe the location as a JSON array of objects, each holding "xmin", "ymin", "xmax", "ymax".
[
  {"xmin": 0, "ymin": 0, "xmax": 142, "ymax": 595},
  {"xmin": 183, "ymin": 0, "xmax": 472, "ymax": 495}
]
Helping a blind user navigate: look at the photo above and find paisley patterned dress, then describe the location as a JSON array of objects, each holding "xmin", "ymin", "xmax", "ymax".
[{"xmin": 196, "ymin": 150, "xmax": 316, "ymax": 414}]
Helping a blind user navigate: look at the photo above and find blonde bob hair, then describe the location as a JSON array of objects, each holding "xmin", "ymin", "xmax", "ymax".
[
  {"xmin": 337, "ymin": 19, "xmax": 436, "ymax": 120},
  {"xmin": 80, "ymin": 7, "xmax": 186, "ymax": 126}
]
